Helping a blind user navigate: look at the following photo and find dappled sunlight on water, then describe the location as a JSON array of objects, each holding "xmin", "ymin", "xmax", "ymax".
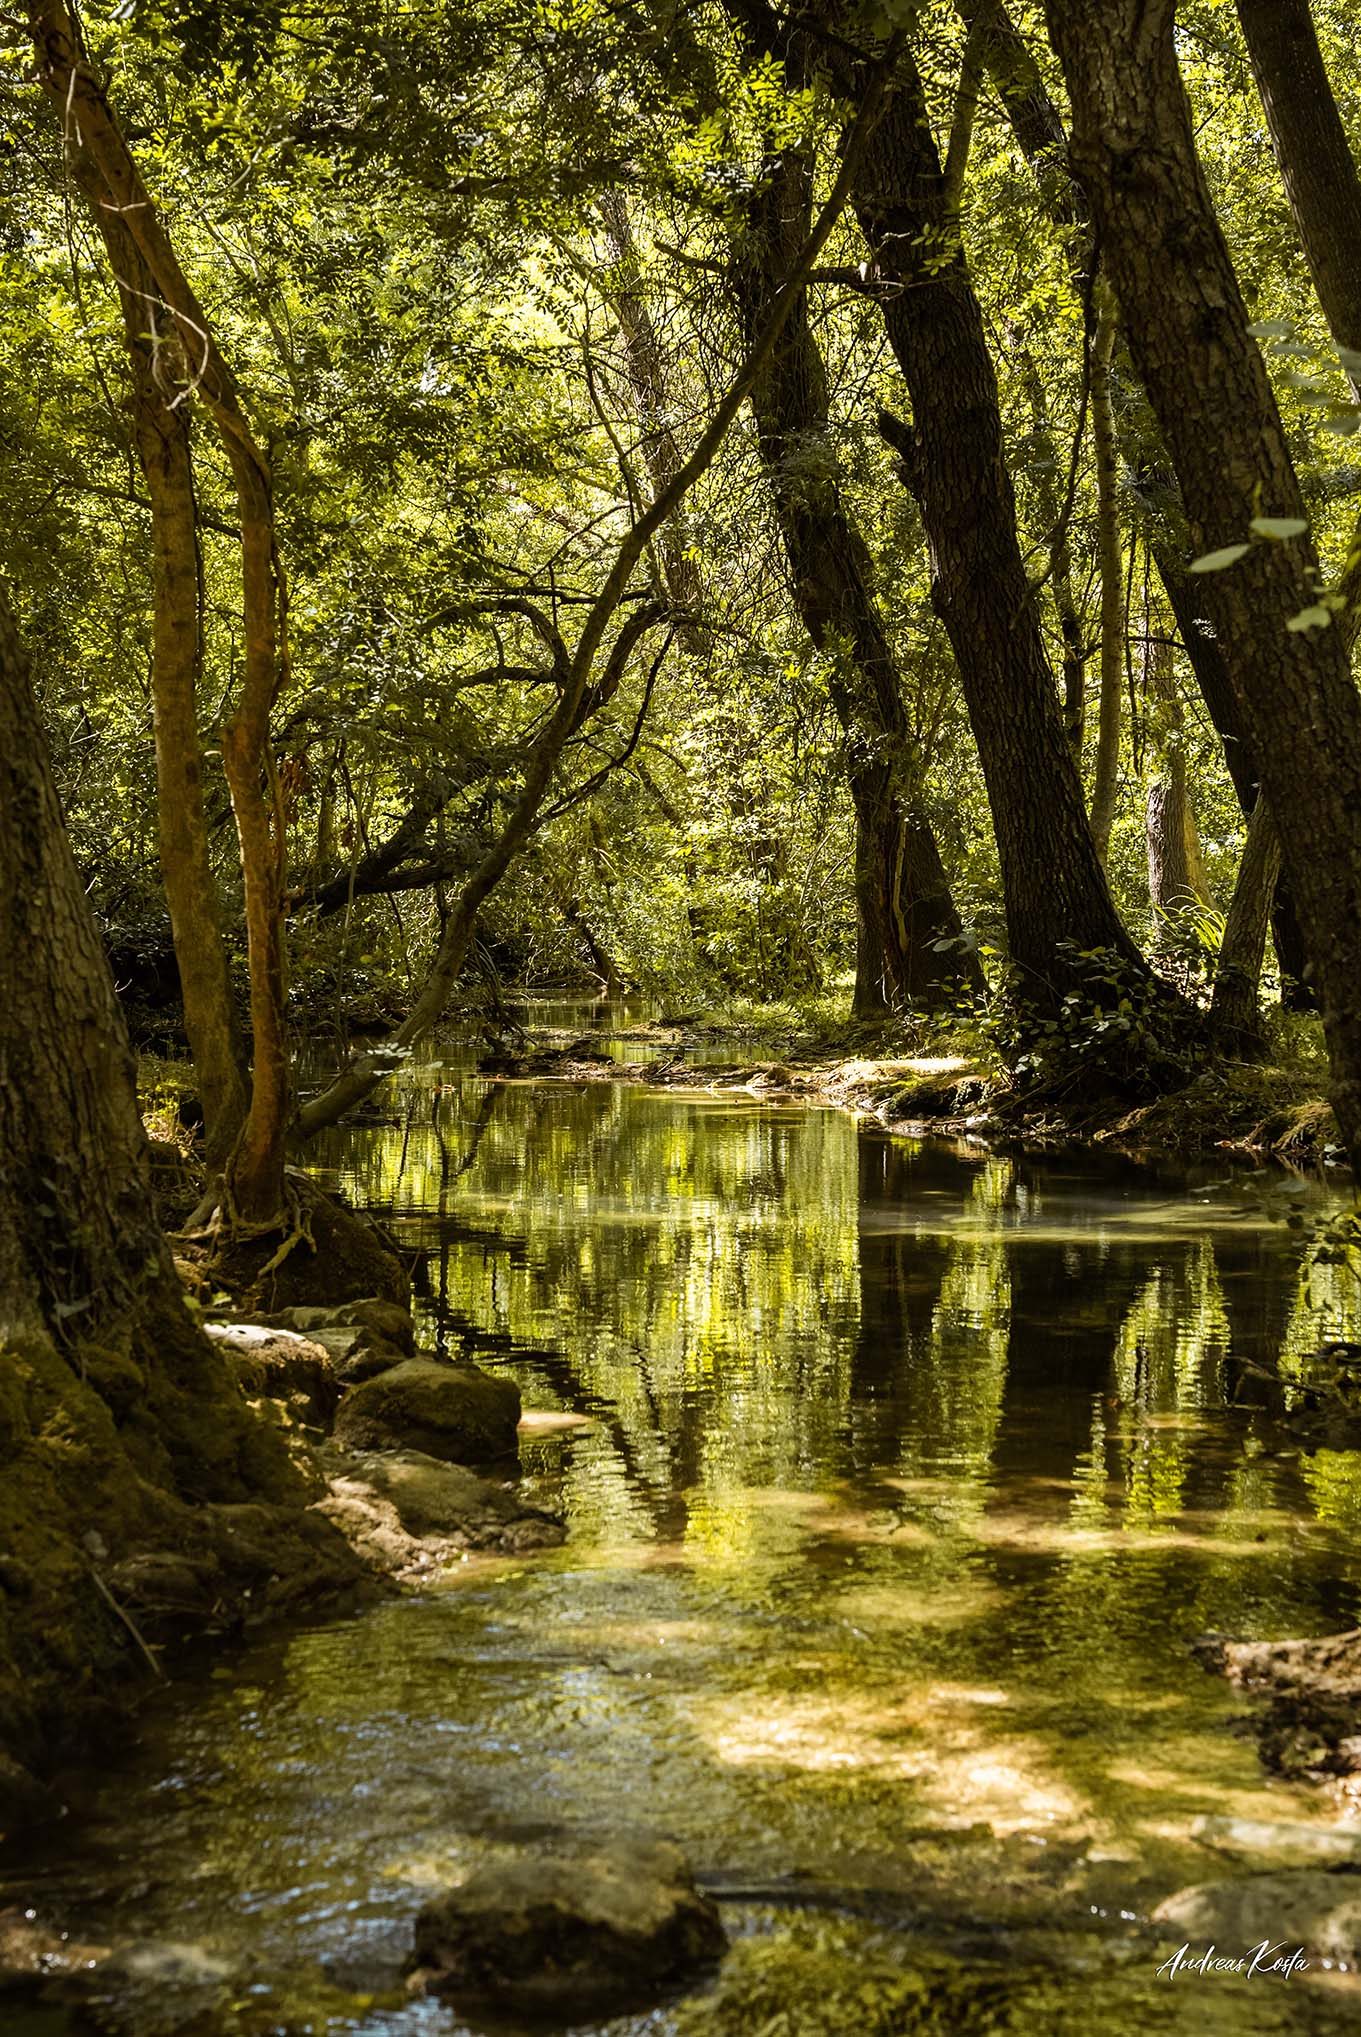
[{"xmin": 11, "ymin": 1031, "xmax": 1361, "ymax": 2033}]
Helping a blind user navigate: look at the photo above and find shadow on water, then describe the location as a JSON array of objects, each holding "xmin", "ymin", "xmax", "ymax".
[{"xmin": 10, "ymin": 1034, "xmax": 1361, "ymax": 2033}]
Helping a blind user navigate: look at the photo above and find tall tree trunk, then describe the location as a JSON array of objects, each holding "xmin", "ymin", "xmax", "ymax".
[
  {"xmin": 596, "ymin": 190, "xmax": 710, "ymax": 642},
  {"xmin": 1088, "ymin": 276, "xmax": 1124, "ymax": 863},
  {"xmin": 1211, "ymin": 797, "xmax": 1283, "ymax": 1055},
  {"xmin": 0, "ymin": 587, "xmax": 171, "ymax": 1343},
  {"xmin": 1235, "ymin": 0, "xmax": 1361, "ymax": 390},
  {"xmin": 811, "ymin": 19, "xmax": 1147, "ymax": 998},
  {"xmin": 1045, "ymin": 0, "xmax": 1361, "ymax": 1168},
  {"xmin": 30, "ymin": 0, "xmax": 291, "ymax": 1226},
  {"xmin": 1016, "ymin": 343, "xmax": 1086, "ymax": 757},
  {"xmin": 1234, "ymin": 0, "xmax": 1361, "ymax": 652},
  {"xmin": 732, "ymin": 145, "xmax": 981, "ymax": 1013},
  {"xmin": 0, "ymin": 582, "xmax": 337, "ymax": 1781},
  {"xmin": 107, "ymin": 221, "xmax": 248, "ymax": 1168},
  {"xmin": 967, "ymin": 0, "xmax": 1318, "ymax": 1005}
]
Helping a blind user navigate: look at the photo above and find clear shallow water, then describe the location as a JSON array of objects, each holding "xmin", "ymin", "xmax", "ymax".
[{"xmin": 11, "ymin": 1041, "xmax": 1361, "ymax": 2034}]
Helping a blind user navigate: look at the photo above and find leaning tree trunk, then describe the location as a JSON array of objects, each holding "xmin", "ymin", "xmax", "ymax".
[
  {"xmin": 732, "ymin": 143, "xmax": 981, "ymax": 1014},
  {"xmin": 1235, "ymin": 0, "xmax": 1361, "ymax": 390},
  {"xmin": 31, "ymin": 0, "xmax": 291, "ymax": 1228},
  {"xmin": 1046, "ymin": 0, "xmax": 1361, "ymax": 1169},
  {"xmin": 107, "ymin": 220, "xmax": 248, "ymax": 1167},
  {"xmin": 811, "ymin": 19, "xmax": 1148, "ymax": 999}
]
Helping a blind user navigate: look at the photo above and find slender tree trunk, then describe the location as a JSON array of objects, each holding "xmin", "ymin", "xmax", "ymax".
[
  {"xmin": 812, "ymin": 21, "xmax": 1147, "ymax": 998},
  {"xmin": 1088, "ymin": 276, "xmax": 1124, "ymax": 863},
  {"xmin": 1234, "ymin": 0, "xmax": 1361, "ymax": 389},
  {"xmin": 732, "ymin": 145, "xmax": 981, "ymax": 1014},
  {"xmin": 1046, "ymin": 0, "xmax": 1361, "ymax": 1167},
  {"xmin": 106, "ymin": 222, "xmax": 248, "ymax": 1167},
  {"xmin": 30, "ymin": 0, "xmax": 291, "ymax": 1226},
  {"xmin": 1143, "ymin": 626, "xmax": 1211, "ymax": 932},
  {"xmin": 596, "ymin": 190, "xmax": 709, "ymax": 642},
  {"xmin": 1234, "ymin": 0, "xmax": 1361, "ymax": 648},
  {"xmin": 1211, "ymin": 798, "xmax": 1283, "ymax": 1055},
  {"xmin": 1016, "ymin": 343, "xmax": 1086, "ymax": 757}
]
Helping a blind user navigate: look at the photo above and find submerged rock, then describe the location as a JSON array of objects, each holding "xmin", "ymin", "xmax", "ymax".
[
  {"xmin": 333, "ymin": 1359, "xmax": 521, "ymax": 1463},
  {"xmin": 318, "ymin": 1448, "xmax": 564, "ymax": 1577},
  {"xmin": 1153, "ymin": 1869, "xmax": 1361, "ymax": 1966},
  {"xmin": 1194, "ymin": 1626, "xmax": 1361, "ymax": 1798},
  {"xmin": 408, "ymin": 1837, "xmax": 727, "ymax": 2017}
]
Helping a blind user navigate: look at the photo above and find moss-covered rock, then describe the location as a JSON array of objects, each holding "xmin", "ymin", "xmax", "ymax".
[
  {"xmin": 332, "ymin": 1360, "xmax": 521, "ymax": 1464},
  {"xmin": 409, "ymin": 1838, "xmax": 726, "ymax": 2017}
]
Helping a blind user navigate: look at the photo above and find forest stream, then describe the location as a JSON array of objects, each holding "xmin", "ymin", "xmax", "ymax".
[{"xmin": 7, "ymin": 1013, "xmax": 1361, "ymax": 2036}]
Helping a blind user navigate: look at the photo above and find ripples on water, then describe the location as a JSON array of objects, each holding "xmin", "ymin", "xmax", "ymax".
[{"xmin": 10, "ymin": 1017, "xmax": 1361, "ymax": 2034}]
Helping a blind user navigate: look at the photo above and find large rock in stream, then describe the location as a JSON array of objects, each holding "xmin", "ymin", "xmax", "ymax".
[
  {"xmin": 318, "ymin": 1448, "xmax": 564, "ymax": 1576},
  {"xmin": 409, "ymin": 1838, "xmax": 727, "ymax": 2018},
  {"xmin": 333, "ymin": 1359, "xmax": 521, "ymax": 1463},
  {"xmin": 1153, "ymin": 1869, "xmax": 1361, "ymax": 1966}
]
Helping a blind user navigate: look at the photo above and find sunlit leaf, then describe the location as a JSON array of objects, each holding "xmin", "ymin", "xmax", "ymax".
[
  {"xmin": 1188, "ymin": 543, "xmax": 1250, "ymax": 573},
  {"xmin": 1285, "ymin": 605, "xmax": 1333, "ymax": 632},
  {"xmin": 1249, "ymin": 517, "xmax": 1308, "ymax": 540}
]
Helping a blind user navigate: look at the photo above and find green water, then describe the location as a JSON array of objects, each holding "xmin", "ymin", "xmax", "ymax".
[{"xmin": 11, "ymin": 1037, "xmax": 1361, "ymax": 2034}]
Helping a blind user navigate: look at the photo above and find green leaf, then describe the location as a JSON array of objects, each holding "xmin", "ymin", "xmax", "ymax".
[
  {"xmin": 1248, "ymin": 319, "xmax": 1294, "ymax": 339},
  {"xmin": 1321, "ymin": 413, "xmax": 1361, "ymax": 437},
  {"xmin": 1188, "ymin": 543, "xmax": 1250, "ymax": 573},
  {"xmin": 1249, "ymin": 516, "xmax": 1308, "ymax": 540},
  {"xmin": 1286, "ymin": 605, "xmax": 1333, "ymax": 632}
]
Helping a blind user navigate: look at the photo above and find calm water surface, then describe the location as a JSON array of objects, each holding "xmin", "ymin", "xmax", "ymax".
[{"xmin": 11, "ymin": 1029, "xmax": 1361, "ymax": 2035}]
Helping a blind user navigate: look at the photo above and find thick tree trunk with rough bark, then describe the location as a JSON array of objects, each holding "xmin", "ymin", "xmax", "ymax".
[
  {"xmin": 106, "ymin": 221, "xmax": 248, "ymax": 1167},
  {"xmin": 815, "ymin": 23, "xmax": 1145, "ymax": 997},
  {"xmin": 0, "ymin": 590, "xmax": 170, "ymax": 1342},
  {"xmin": 733, "ymin": 146, "xmax": 981, "ymax": 1013},
  {"xmin": 1046, "ymin": 0, "xmax": 1361, "ymax": 1167}
]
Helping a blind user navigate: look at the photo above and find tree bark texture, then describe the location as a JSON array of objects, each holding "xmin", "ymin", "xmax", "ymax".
[
  {"xmin": 733, "ymin": 145, "xmax": 981, "ymax": 1011},
  {"xmin": 1046, "ymin": 0, "xmax": 1361, "ymax": 1166},
  {"xmin": 0, "ymin": 587, "xmax": 167, "ymax": 1342},
  {"xmin": 30, "ymin": 0, "xmax": 291, "ymax": 1225},
  {"xmin": 815, "ymin": 21, "xmax": 1145, "ymax": 997}
]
